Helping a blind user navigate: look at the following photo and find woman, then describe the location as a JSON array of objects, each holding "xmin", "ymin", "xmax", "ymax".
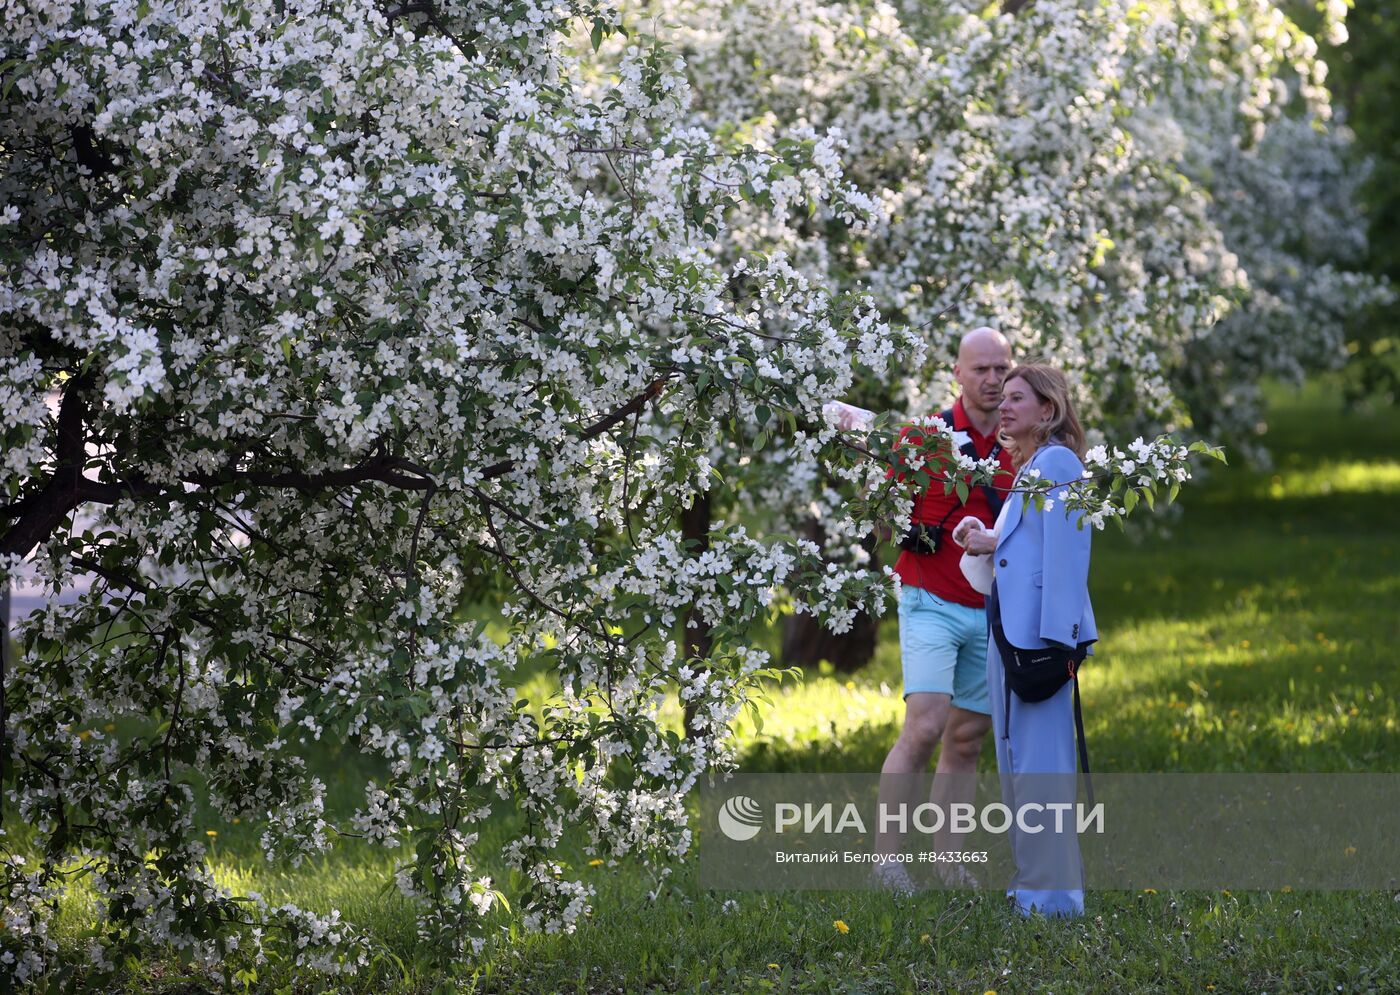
[{"xmin": 963, "ymin": 364, "xmax": 1094, "ymax": 918}]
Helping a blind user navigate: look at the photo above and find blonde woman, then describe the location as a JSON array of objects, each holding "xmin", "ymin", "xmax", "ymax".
[{"xmin": 963, "ymin": 364, "xmax": 1094, "ymax": 917}]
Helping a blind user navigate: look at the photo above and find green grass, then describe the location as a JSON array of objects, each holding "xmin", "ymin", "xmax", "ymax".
[{"xmin": 36, "ymin": 378, "xmax": 1400, "ymax": 992}]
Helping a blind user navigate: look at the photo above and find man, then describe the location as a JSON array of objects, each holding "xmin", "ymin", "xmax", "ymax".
[{"xmin": 872, "ymin": 326, "xmax": 1014, "ymax": 892}]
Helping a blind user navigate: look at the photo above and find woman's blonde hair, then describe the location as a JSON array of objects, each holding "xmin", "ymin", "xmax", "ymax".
[{"xmin": 999, "ymin": 363, "xmax": 1086, "ymax": 466}]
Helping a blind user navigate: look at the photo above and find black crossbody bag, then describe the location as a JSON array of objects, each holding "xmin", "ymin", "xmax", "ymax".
[{"xmin": 989, "ymin": 590, "xmax": 1095, "ymax": 803}]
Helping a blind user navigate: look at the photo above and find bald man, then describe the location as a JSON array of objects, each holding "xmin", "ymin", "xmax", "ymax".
[{"xmin": 872, "ymin": 327, "xmax": 1015, "ymax": 891}]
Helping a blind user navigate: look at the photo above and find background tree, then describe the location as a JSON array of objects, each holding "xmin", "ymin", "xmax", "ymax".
[
  {"xmin": 594, "ymin": 0, "xmax": 1388, "ymax": 669},
  {"xmin": 1318, "ymin": 0, "xmax": 1400, "ymax": 403}
]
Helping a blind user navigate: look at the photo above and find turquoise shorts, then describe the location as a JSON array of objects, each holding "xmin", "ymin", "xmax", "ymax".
[{"xmin": 896, "ymin": 585, "xmax": 991, "ymax": 715}]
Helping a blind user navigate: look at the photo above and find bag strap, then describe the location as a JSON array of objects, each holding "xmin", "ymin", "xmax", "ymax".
[
  {"xmin": 1071, "ymin": 663, "xmax": 1093, "ymax": 808},
  {"xmin": 998, "ymin": 643, "xmax": 1094, "ymax": 808},
  {"xmin": 939, "ymin": 407, "xmax": 1004, "ymax": 517}
]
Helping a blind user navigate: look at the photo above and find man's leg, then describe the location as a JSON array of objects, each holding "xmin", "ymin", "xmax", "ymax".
[
  {"xmin": 929, "ymin": 705, "xmax": 992, "ymax": 858},
  {"xmin": 875, "ymin": 586, "xmax": 961, "ymax": 871},
  {"xmin": 929, "ymin": 602, "xmax": 994, "ymax": 877},
  {"xmin": 874, "ymin": 690, "xmax": 951, "ymax": 860}
]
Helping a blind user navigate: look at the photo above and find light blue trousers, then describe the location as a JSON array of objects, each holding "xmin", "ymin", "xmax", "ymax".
[{"xmin": 985, "ymin": 618, "xmax": 1086, "ymax": 918}]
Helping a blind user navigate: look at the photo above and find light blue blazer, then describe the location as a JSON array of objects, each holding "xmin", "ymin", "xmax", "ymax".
[{"xmin": 994, "ymin": 443, "xmax": 1096, "ymax": 651}]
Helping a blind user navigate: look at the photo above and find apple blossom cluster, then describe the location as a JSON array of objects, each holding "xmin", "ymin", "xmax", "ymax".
[
  {"xmin": 827, "ymin": 414, "xmax": 1224, "ymax": 547},
  {"xmin": 0, "ymin": 855, "xmax": 58, "ymax": 987}
]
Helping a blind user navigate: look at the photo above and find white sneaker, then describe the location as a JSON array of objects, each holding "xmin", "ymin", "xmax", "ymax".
[
  {"xmin": 869, "ymin": 861, "xmax": 918, "ymax": 896},
  {"xmin": 936, "ymin": 862, "xmax": 982, "ymax": 889}
]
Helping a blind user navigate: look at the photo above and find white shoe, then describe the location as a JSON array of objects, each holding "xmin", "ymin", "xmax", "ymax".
[
  {"xmin": 936, "ymin": 862, "xmax": 982, "ymax": 889},
  {"xmin": 869, "ymin": 861, "xmax": 918, "ymax": 896}
]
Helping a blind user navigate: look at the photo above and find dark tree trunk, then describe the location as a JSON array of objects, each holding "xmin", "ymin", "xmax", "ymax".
[
  {"xmin": 681, "ymin": 491, "xmax": 712, "ymax": 738},
  {"xmin": 2, "ymin": 585, "xmax": 8, "ymax": 788},
  {"xmin": 780, "ymin": 519, "xmax": 882, "ymax": 674}
]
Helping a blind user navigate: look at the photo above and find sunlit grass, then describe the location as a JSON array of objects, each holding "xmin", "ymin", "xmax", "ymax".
[{"xmin": 1253, "ymin": 460, "xmax": 1400, "ymax": 499}]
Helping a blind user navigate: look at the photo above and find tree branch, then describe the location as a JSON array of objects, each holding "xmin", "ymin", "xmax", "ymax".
[
  {"xmin": 385, "ymin": 1, "xmax": 435, "ymax": 20},
  {"xmin": 0, "ymin": 376, "xmax": 90, "ymax": 559},
  {"xmin": 4, "ymin": 433, "xmax": 436, "ymax": 560},
  {"xmin": 186, "ymin": 453, "xmax": 435, "ymax": 494},
  {"xmin": 480, "ymin": 374, "xmax": 674, "ymax": 480}
]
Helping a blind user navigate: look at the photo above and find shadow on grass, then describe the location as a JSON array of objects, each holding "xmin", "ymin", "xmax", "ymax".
[
  {"xmin": 1091, "ymin": 502, "xmax": 1398, "ymax": 625},
  {"xmin": 738, "ymin": 717, "xmax": 906, "ymax": 774}
]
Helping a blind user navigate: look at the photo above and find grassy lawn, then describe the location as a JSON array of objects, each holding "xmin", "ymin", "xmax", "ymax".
[{"xmin": 37, "ymin": 378, "xmax": 1400, "ymax": 992}]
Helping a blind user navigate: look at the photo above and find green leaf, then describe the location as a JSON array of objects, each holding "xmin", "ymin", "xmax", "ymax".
[{"xmin": 590, "ymin": 19, "xmax": 604, "ymax": 52}]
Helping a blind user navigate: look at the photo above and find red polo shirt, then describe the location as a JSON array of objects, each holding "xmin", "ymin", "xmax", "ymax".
[{"xmin": 889, "ymin": 397, "xmax": 1014, "ymax": 607}]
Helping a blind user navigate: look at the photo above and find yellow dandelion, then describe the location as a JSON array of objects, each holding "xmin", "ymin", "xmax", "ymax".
[
  {"xmin": 205, "ymin": 830, "xmax": 218, "ymax": 838},
  {"xmin": 833, "ymin": 919, "xmax": 849, "ymax": 934},
  {"xmin": 984, "ymin": 990, "xmax": 999, "ymax": 995},
  {"xmin": 104, "ymin": 723, "xmax": 116, "ymax": 732},
  {"xmin": 588, "ymin": 859, "xmax": 605, "ymax": 867},
  {"xmin": 919, "ymin": 933, "xmax": 931, "ymax": 945},
  {"xmin": 77, "ymin": 730, "xmax": 93, "ymax": 741},
  {"xmin": 845, "ymin": 681, "xmax": 856, "ymax": 690},
  {"xmin": 1220, "ymin": 890, "xmax": 1231, "ymax": 898},
  {"xmin": 1345, "ymin": 846, "xmax": 1357, "ymax": 857},
  {"xmin": 1142, "ymin": 888, "xmax": 1157, "ymax": 895},
  {"xmin": 232, "ymin": 817, "xmax": 241, "ymax": 825},
  {"xmin": 1281, "ymin": 886, "xmax": 1293, "ymax": 893}
]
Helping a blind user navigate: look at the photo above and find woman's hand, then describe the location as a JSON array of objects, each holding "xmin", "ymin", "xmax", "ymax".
[
  {"xmin": 951, "ymin": 516, "xmax": 981, "ymax": 547},
  {"xmin": 963, "ymin": 530, "xmax": 997, "ymax": 556}
]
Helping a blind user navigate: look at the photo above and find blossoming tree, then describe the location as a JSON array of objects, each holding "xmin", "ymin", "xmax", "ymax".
[
  {"xmin": 635, "ymin": 0, "xmax": 1385, "ymax": 446},
  {"xmin": 0, "ymin": 0, "xmax": 1222, "ymax": 984},
  {"xmin": 0, "ymin": 0, "xmax": 895, "ymax": 978},
  {"xmin": 600, "ymin": 0, "xmax": 1387, "ymax": 664}
]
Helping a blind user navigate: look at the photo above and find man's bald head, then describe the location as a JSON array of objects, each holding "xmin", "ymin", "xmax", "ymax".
[
  {"xmin": 957, "ymin": 326, "xmax": 1011, "ymax": 363},
  {"xmin": 953, "ymin": 326, "xmax": 1013, "ymax": 421}
]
